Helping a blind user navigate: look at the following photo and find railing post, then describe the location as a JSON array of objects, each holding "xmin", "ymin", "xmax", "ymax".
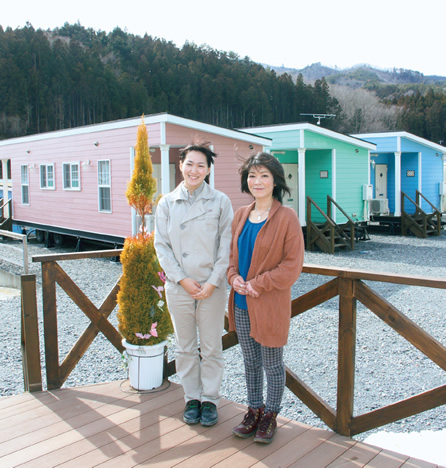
[
  {"xmin": 21, "ymin": 274, "xmax": 42, "ymax": 392},
  {"xmin": 41, "ymin": 262, "xmax": 61, "ymax": 389},
  {"xmin": 306, "ymin": 197, "xmax": 311, "ymax": 250},
  {"xmin": 336, "ymin": 277, "xmax": 357, "ymax": 436}
]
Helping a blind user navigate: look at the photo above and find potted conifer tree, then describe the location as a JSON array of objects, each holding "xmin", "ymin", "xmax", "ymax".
[{"xmin": 117, "ymin": 117, "xmax": 173, "ymax": 390}]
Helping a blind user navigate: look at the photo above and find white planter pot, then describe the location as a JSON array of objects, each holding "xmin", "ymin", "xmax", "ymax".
[{"xmin": 122, "ymin": 339, "xmax": 167, "ymax": 390}]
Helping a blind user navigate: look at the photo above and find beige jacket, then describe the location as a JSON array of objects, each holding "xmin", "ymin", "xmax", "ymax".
[{"xmin": 154, "ymin": 182, "xmax": 233, "ymax": 288}]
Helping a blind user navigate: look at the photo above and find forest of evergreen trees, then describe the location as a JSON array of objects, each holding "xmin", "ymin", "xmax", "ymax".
[{"xmin": 1, "ymin": 22, "xmax": 445, "ymax": 146}]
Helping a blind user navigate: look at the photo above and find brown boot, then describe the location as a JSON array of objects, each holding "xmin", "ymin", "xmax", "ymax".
[
  {"xmin": 232, "ymin": 406, "xmax": 264, "ymax": 438},
  {"xmin": 253, "ymin": 411, "xmax": 278, "ymax": 444}
]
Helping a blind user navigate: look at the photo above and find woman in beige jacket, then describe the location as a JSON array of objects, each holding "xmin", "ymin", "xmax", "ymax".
[
  {"xmin": 154, "ymin": 142, "xmax": 233, "ymax": 428},
  {"xmin": 227, "ymin": 152, "xmax": 304, "ymax": 444}
]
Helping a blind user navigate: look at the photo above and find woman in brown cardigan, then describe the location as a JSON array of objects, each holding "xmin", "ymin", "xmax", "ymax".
[{"xmin": 227, "ymin": 152, "xmax": 304, "ymax": 444}]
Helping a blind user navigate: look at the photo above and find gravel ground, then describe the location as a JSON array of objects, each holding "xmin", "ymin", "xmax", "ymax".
[{"xmin": 1, "ymin": 230, "xmax": 445, "ymax": 442}]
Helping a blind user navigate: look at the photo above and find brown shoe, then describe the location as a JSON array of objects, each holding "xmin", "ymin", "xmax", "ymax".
[
  {"xmin": 253, "ymin": 411, "xmax": 278, "ymax": 444},
  {"xmin": 232, "ymin": 406, "xmax": 264, "ymax": 438}
]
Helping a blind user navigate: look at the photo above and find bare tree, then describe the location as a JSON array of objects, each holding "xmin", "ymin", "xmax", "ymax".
[{"xmin": 330, "ymin": 85, "xmax": 401, "ymax": 134}]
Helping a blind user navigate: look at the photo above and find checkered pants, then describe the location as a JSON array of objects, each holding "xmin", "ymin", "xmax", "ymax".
[{"xmin": 234, "ymin": 305, "xmax": 285, "ymax": 413}]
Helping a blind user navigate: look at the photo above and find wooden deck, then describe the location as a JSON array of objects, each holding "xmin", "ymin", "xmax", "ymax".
[{"xmin": 0, "ymin": 381, "xmax": 440, "ymax": 468}]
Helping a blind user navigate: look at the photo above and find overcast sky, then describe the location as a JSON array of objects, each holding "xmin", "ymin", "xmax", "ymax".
[{"xmin": 3, "ymin": 0, "xmax": 446, "ymax": 76}]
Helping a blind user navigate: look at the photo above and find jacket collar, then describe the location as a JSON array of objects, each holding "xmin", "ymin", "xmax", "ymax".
[
  {"xmin": 171, "ymin": 181, "xmax": 212, "ymax": 202},
  {"xmin": 171, "ymin": 181, "xmax": 214, "ymax": 223}
]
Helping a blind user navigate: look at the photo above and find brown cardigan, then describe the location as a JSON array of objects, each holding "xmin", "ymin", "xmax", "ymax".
[{"xmin": 227, "ymin": 199, "xmax": 305, "ymax": 347}]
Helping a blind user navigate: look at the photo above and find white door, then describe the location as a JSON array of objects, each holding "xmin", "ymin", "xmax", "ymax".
[
  {"xmin": 375, "ymin": 164, "xmax": 387, "ymax": 199},
  {"xmin": 282, "ymin": 164, "xmax": 298, "ymax": 213},
  {"xmin": 135, "ymin": 163, "xmax": 176, "ymax": 234},
  {"xmin": 152, "ymin": 163, "xmax": 176, "ymax": 197}
]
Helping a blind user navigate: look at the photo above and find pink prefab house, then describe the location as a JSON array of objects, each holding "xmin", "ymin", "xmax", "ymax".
[{"xmin": 0, "ymin": 113, "xmax": 271, "ymax": 246}]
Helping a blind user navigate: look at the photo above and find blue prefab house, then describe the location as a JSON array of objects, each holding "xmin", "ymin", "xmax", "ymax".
[
  {"xmin": 353, "ymin": 132, "xmax": 446, "ymax": 216},
  {"xmin": 241, "ymin": 123, "xmax": 376, "ymax": 224}
]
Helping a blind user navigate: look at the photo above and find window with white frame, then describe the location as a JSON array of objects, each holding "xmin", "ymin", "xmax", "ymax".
[
  {"xmin": 21, "ymin": 165, "xmax": 29, "ymax": 205},
  {"xmin": 40, "ymin": 164, "xmax": 55, "ymax": 189},
  {"xmin": 98, "ymin": 160, "xmax": 111, "ymax": 212},
  {"xmin": 63, "ymin": 162, "xmax": 80, "ymax": 190}
]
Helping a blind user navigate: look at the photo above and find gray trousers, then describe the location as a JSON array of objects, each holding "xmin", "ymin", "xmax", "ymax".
[
  {"xmin": 235, "ymin": 305, "xmax": 285, "ymax": 413},
  {"xmin": 165, "ymin": 281, "xmax": 226, "ymax": 406}
]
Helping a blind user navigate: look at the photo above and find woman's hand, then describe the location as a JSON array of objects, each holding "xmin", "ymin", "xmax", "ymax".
[
  {"xmin": 233, "ymin": 275, "xmax": 248, "ymax": 295},
  {"xmin": 192, "ymin": 282, "xmax": 216, "ymax": 300},
  {"xmin": 179, "ymin": 278, "xmax": 202, "ymax": 296},
  {"xmin": 246, "ymin": 281, "xmax": 259, "ymax": 298}
]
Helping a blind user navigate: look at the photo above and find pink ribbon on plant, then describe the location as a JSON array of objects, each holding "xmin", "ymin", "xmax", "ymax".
[
  {"xmin": 152, "ymin": 285, "xmax": 164, "ymax": 298},
  {"xmin": 158, "ymin": 271, "xmax": 166, "ymax": 283},
  {"xmin": 135, "ymin": 322, "xmax": 158, "ymax": 340}
]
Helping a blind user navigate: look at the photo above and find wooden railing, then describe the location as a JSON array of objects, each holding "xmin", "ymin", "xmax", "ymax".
[
  {"xmin": 416, "ymin": 190, "xmax": 442, "ymax": 236},
  {"xmin": 306, "ymin": 196, "xmax": 354, "ymax": 253},
  {"xmin": 0, "ymin": 198, "xmax": 12, "ymax": 231},
  {"xmin": 21, "ymin": 250, "xmax": 446, "ymax": 437},
  {"xmin": 401, "ymin": 190, "xmax": 442, "ymax": 237},
  {"xmin": 327, "ymin": 195, "xmax": 355, "ymax": 250}
]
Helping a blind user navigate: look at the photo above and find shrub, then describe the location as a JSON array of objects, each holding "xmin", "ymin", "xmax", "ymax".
[{"xmin": 117, "ymin": 116, "xmax": 173, "ymax": 345}]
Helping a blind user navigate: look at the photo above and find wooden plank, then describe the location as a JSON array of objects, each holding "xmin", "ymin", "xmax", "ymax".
[
  {"xmin": 20, "ymin": 274, "xmax": 42, "ymax": 392},
  {"xmin": 364, "ymin": 447, "xmax": 409, "ymax": 467},
  {"xmin": 355, "ymin": 280, "xmax": 446, "ymax": 372},
  {"xmin": 32, "ymin": 249, "xmax": 123, "ymax": 263},
  {"xmin": 172, "ymin": 405, "xmax": 264, "ymax": 468},
  {"xmin": 326, "ymin": 440, "xmax": 382, "ymax": 467},
  {"xmin": 291, "ymin": 277, "xmax": 339, "ymax": 317},
  {"xmin": 0, "ymin": 382, "xmax": 438, "ymax": 468},
  {"xmin": 10, "ymin": 386, "xmax": 185, "ymax": 468},
  {"xmin": 0, "ymin": 381, "xmax": 149, "ymax": 445},
  {"xmin": 251, "ymin": 426, "xmax": 334, "ymax": 467},
  {"xmin": 350, "ymin": 385, "xmax": 446, "ymax": 436},
  {"xmin": 288, "ymin": 433, "xmax": 356, "ymax": 467},
  {"xmin": 336, "ymin": 277, "xmax": 356, "ymax": 436},
  {"xmin": 41, "ymin": 262, "xmax": 60, "ymax": 389},
  {"xmin": 0, "ymin": 392, "xmax": 35, "ymax": 410},
  {"xmin": 302, "ymin": 264, "xmax": 446, "ymax": 289},
  {"xmin": 209, "ymin": 419, "xmax": 307, "ymax": 468},
  {"xmin": 67, "ymin": 400, "xmax": 232, "ymax": 468},
  {"xmin": 402, "ymin": 457, "xmax": 438, "ymax": 467},
  {"xmin": 285, "ymin": 368, "xmax": 336, "ymax": 430},
  {"xmin": 138, "ymin": 402, "xmax": 247, "ymax": 467},
  {"xmin": 222, "ymin": 331, "xmax": 239, "ymax": 351}
]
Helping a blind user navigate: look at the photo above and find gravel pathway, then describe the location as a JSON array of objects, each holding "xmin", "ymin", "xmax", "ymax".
[{"xmin": 1, "ymin": 230, "xmax": 445, "ymax": 442}]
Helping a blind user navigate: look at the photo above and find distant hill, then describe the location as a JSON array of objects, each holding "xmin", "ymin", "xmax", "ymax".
[{"xmin": 267, "ymin": 62, "xmax": 446, "ymax": 88}]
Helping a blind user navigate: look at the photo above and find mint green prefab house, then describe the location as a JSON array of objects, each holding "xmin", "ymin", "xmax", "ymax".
[{"xmin": 241, "ymin": 123, "xmax": 376, "ymax": 227}]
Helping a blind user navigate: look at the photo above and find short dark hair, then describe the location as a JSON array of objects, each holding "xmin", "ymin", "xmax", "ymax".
[
  {"xmin": 239, "ymin": 152, "xmax": 291, "ymax": 203},
  {"xmin": 179, "ymin": 140, "xmax": 217, "ymax": 184}
]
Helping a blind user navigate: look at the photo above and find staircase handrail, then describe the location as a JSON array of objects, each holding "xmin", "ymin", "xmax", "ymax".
[
  {"xmin": 327, "ymin": 196, "xmax": 355, "ymax": 250},
  {"xmin": 416, "ymin": 190, "xmax": 441, "ymax": 215},
  {"xmin": 327, "ymin": 195, "xmax": 355, "ymax": 223},
  {"xmin": 401, "ymin": 191, "xmax": 424, "ymax": 216},
  {"xmin": 307, "ymin": 196, "xmax": 337, "ymax": 228},
  {"xmin": 0, "ymin": 198, "xmax": 12, "ymax": 217}
]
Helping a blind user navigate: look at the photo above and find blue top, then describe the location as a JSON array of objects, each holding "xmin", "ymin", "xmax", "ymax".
[{"xmin": 235, "ymin": 217, "xmax": 266, "ymax": 309}]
